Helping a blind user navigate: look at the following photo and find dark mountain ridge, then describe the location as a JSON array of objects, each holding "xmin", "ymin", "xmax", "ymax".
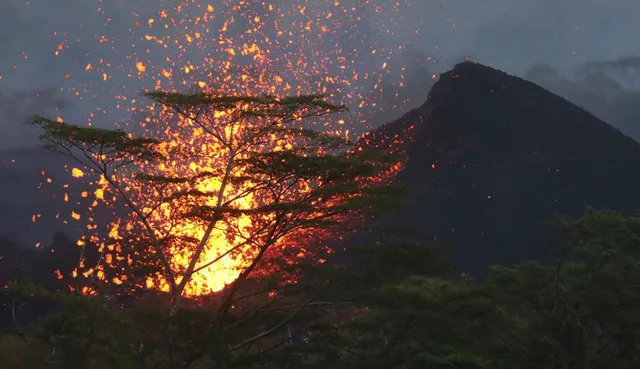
[
  {"xmin": 0, "ymin": 148, "xmax": 87, "ymax": 247},
  {"xmin": 360, "ymin": 61, "xmax": 640, "ymax": 277}
]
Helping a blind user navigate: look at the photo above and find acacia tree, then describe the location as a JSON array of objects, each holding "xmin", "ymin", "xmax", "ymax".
[{"xmin": 29, "ymin": 92, "xmax": 395, "ymax": 311}]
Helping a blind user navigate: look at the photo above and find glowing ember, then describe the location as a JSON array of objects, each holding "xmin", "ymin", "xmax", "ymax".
[
  {"xmin": 142, "ymin": 131, "xmax": 260, "ymax": 295},
  {"xmin": 34, "ymin": 0, "xmax": 420, "ymax": 297}
]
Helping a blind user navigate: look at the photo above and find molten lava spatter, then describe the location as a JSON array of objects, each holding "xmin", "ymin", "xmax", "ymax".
[{"xmin": 31, "ymin": 0, "xmax": 421, "ymax": 297}]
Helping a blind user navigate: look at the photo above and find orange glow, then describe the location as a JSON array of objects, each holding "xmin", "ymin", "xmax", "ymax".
[
  {"xmin": 41, "ymin": 0, "xmax": 417, "ymax": 299},
  {"xmin": 71, "ymin": 168, "xmax": 84, "ymax": 178},
  {"xmin": 136, "ymin": 61, "xmax": 147, "ymax": 73}
]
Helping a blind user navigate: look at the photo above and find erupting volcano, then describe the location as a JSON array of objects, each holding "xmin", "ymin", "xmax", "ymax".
[{"xmin": 26, "ymin": 0, "xmax": 421, "ymax": 298}]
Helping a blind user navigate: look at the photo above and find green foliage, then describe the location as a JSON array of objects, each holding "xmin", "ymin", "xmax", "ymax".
[
  {"xmin": 29, "ymin": 116, "xmax": 164, "ymax": 164},
  {"xmin": 255, "ymin": 209, "xmax": 640, "ymax": 369},
  {"xmin": 483, "ymin": 210, "xmax": 640, "ymax": 369},
  {"xmin": 5, "ymin": 209, "xmax": 640, "ymax": 368},
  {"xmin": 0, "ymin": 335, "xmax": 49, "ymax": 369},
  {"xmin": 143, "ymin": 91, "xmax": 347, "ymax": 117}
]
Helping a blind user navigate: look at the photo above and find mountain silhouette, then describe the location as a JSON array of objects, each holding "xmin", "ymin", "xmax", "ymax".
[
  {"xmin": 0, "ymin": 232, "xmax": 78, "ymax": 332},
  {"xmin": 0, "ymin": 148, "xmax": 89, "ymax": 247},
  {"xmin": 358, "ymin": 61, "xmax": 640, "ymax": 278}
]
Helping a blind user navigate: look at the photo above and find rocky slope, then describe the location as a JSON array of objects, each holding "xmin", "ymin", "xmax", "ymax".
[{"xmin": 358, "ymin": 61, "xmax": 640, "ymax": 278}]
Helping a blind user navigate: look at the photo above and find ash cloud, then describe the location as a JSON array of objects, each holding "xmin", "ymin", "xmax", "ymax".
[
  {"xmin": 356, "ymin": 48, "xmax": 437, "ymax": 132},
  {"xmin": 525, "ymin": 56, "xmax": 640, "ymax": 141},
  {"xmin": 0, "ymin": 88, "xmax": 70, "ymax": 150}
]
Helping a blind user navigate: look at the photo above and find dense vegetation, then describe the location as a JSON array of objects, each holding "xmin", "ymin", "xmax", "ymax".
[{"xmin": 4, "ymin": 209, "xmax": 640, "ymax": 368}]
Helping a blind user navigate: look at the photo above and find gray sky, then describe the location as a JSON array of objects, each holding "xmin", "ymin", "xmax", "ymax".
[
  {"xmin": 0, "ymin": 0, "xmax": 639, "ymax": 246},
  {"xmin": 1, "ymin": 0, "xmax": 639, "ymax": 149}
]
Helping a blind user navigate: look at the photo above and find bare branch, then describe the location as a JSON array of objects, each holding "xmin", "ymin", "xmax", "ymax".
[{"xmin": 230, "ymin": 295, "xmax": 315, "ymax": 352}]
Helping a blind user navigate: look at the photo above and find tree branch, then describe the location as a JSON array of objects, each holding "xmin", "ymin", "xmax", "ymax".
[{"xmin": 230, "ymin": 295, "xmax": 315, "ymax": 352}]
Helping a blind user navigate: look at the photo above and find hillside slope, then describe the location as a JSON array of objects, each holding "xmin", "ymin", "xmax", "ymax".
[{"xmin": 360, "ymin": 61, "xmax": 640, "ymax": 277}]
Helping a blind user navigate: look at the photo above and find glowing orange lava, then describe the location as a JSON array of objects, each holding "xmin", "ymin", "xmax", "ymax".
[
  {"xmin": 139, "ymin": 105, "xmax": 264, "ymax": 295},
  {"xmin": 36, "ymin": 0, "xmax": 420, "ymax": 297}
]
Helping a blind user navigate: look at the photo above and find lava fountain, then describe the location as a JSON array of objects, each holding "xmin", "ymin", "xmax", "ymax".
[{"xmin": 34, "ymin": 0, "xmax": 420, "ymax": 297}]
